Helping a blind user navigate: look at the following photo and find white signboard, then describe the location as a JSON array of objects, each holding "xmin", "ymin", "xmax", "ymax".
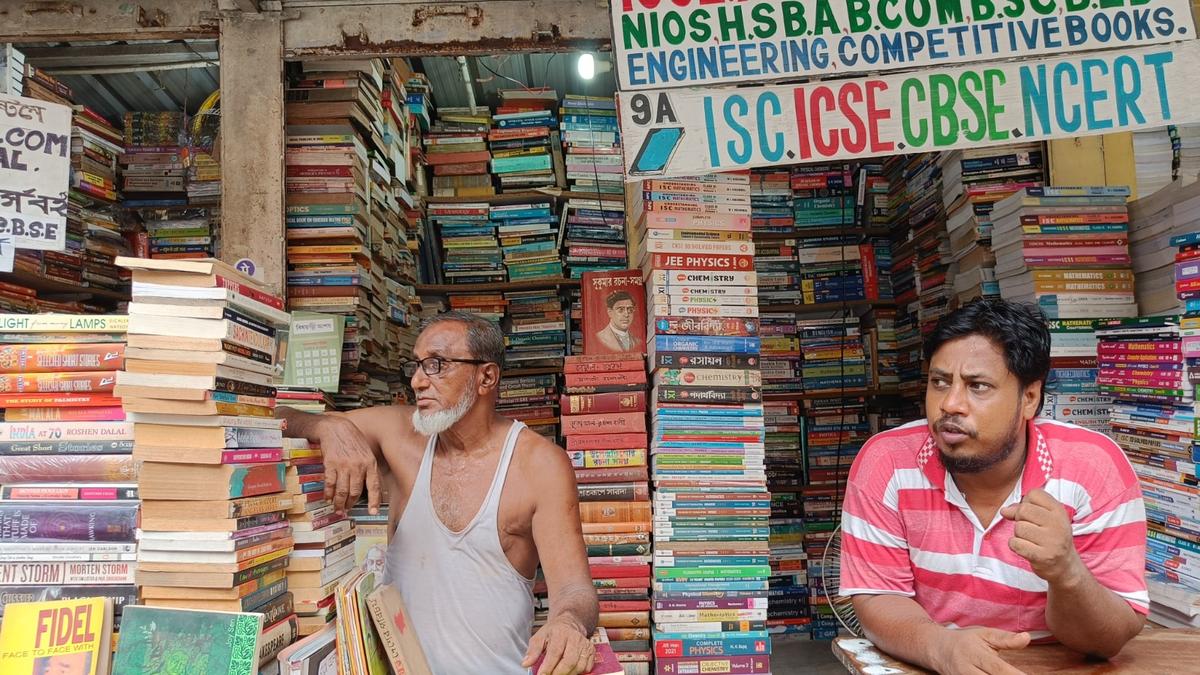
[
  {"xmin": 611, "ymin": 0, "xmax": 1197, "ymax": 90},
  {"xmin": 619, "ymin": 41, "xmax": 1200, "ymax": 180},
  {"xmin": 0, "ymin": 93, "xmax": 71, "ymax": 251}
]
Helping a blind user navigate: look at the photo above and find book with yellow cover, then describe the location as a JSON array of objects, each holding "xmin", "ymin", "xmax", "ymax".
[{"xmin": 0, "ymin": 596, "xmax": 113, "ymax": 675}]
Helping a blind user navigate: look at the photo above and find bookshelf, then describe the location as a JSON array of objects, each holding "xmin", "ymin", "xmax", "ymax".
[
  {"xmin": 753, "ymin": 227, "xmax": 891, "ymax": 241},
  {"xmin": 415, "ymin": 278, "xmax": 581, "ymax": 294},
  {"xmin": 422, "ymin": 189, "xmax": 624, "ymax": 206},
  {"xmin": 500, "ymin": 365, "xmax": 562, "ymax": 377},
  {"xmin": 758, "ymin": 299, "xmax": 894, "ymax": 315},
  {"xmin": 762, "ymin": 386, "xmax": 902, "ymax": 402},
  {"xmin": 0, "ymin": 272, "xmax": 130, "ymax": 302}
]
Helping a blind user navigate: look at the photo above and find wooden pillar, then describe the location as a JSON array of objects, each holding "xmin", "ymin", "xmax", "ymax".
[{"xmin": 219, "ymin": 12, "xmax": 285, "ymax": 295}]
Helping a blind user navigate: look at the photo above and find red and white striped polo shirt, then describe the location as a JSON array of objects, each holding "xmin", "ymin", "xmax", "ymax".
[{"xmin": 840, "ymin": 418, "xmax": 1148, "ymax": 639}]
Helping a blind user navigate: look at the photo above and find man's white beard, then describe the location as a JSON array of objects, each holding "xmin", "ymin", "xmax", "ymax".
[{"xmin": 411, "ymin": 387, "xmax": 477, "ymax": 436}]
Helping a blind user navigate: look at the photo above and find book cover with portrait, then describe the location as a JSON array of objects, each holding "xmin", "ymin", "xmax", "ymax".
[{"xmin": 582, "ymin": 270, "xmax": 646, "ymax": 356}]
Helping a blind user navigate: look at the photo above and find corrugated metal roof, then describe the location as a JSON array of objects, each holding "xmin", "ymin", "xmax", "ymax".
[{"xmin": 418, "ymin": 52, "xmax": 615, "ymax": 110}]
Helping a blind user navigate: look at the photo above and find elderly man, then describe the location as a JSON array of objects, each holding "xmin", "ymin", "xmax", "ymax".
[{"xmin": 278, "ymin": 311, "xmax": 598, "ymax": 675}]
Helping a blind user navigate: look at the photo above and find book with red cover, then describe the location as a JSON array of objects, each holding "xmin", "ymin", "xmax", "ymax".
[
  {"xmin": 531, "ymin": 641, "xmax": 622, "ymax": 675},
  {"xmin": 564, "ymin": 370, "xmax": 648, "ymax": 388},
  {"xmin": 565, "ymin": 433, "xmax": 648, "ymax": 451},
  {"xmin": 560, "ymin": 391, "xmax": 646, "ymax": 415},
  {"xmin": 582, "ymin": 270, "xmax": 646, "ymax": 357},
  {"xmin": 563, "ymin": 353, "xmax": 645, "ymax": 374}
]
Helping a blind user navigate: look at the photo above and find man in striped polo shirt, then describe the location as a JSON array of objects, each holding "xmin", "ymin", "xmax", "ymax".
[{"xmin": 841, "ymin": 299, "xmax": 1147, "ymax": 674}]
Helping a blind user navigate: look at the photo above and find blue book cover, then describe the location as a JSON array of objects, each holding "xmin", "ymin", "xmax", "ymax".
[{"xmin": 651, "ymin": 335, "xmax": 761, "ymax": 354}]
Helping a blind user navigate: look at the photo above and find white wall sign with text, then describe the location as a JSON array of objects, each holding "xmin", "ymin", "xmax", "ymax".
[{"xmin": 0, "ymin": 93, "xmax": 72, "ymax": 251}]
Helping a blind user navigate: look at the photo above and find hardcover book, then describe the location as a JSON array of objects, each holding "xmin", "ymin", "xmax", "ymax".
[{"xmin": 582, "ymin": 270, "xmax": 646, "ymax": 356}]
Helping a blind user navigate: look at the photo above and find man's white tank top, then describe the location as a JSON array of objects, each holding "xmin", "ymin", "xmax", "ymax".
[{"xmin": 384, "ymin": 420, "xmax": 535, "ymax": 674}]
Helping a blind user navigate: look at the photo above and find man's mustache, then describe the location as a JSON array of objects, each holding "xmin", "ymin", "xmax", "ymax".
[{"xmin": 935, "ymin": 416, "xmax": 978, "ymax": 438}]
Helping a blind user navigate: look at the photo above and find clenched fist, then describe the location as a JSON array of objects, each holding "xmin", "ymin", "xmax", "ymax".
[{"xmin": 1000, "ymin": 488, "xmax": 1085, "ymax": 587}]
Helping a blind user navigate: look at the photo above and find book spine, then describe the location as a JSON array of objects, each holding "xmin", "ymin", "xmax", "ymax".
[
  {"xmin": 565, "ymin": 371, "xmax": 649, "ymax": 388},
  {"xmin": 655, "ymin": 386, "xmax": 763, "ymax": 404},
  {"xmin": 0, "ymin": 485, "xmax": 137, "ymax": 500},
  {"xmin": 567, "ymin": 449, "xmax": 648, "ymax": 469},
  {"xmin": 0, "ymin": 584, "xmax": 138, "ymax": 615},
  {"xmin": 0, "ymin": 344, "xmax": 125, "ymax": 372},
  {"xmin": 578, "ymin": 483, "xmax": 650, "ymax": 502},
  {"xmin": 0, "ymin": 372, "xmax": 118, "ymax": 393},
  {"xmin": 649, "ymin": 253, "xmax": 755, "ymax": 272},
  {"xmin": 652, "ymin": 318, "xmax": 758, "ymax": 337},
  {"xmin": 0, "ymin": 503, "xmax": 138, "ymax": 542},
  {"xmin": 0, "ymin": 560, "xmax": 136, "ymax": 585},
  {"xmin": 0, "ymin": 421, "xmax": 134, "ymax": 442},
  {"xmin": 560, "ymin": 414, "xmax": 646, "ymax": 435},
  {"xmin": 565, "ymin": 433, "xmax": 649, "ymax": 451},
  {"xmin": 560, "ymin": 392, "xmax": 647, "ymax": 415}
]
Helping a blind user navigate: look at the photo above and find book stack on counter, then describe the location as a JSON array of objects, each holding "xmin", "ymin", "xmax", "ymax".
[
  {"xmin": 113, "ymin": 257, "xmax": 298, "ymax": 669},
  {"xmin": 799, "ymin": 317, "xmax": 868, "ymax": 395},
  {"xmin": 0, "ymin": 314, "xmax": 136, "ymax": 624},
  {"xmin": 1041, "ymin": 320, "xmax": 1112, "ymax": 434},
  {"xmin": 1096, "ymin": 311, "xmax": 1199, "ymax": 629},
  {"xmin": 283, "ymin": 438, "xmax": 357, "ymax": 637},
  {"xmin": 631, "ymin": 171, "xmax": 773, "ymax": 674},
  {"xmin": 425, "ymin": 106, "xmax": 494, "ymax": 198},
  {"xmin": 429, "ymin": 201, "xmax": 504, "ymax": 285},
  {"xmin": 791, "ymin": 165, "xmax": 854, "ymax": 232},
  {"xmin": 490, "ymin": 88, "xmax": 561, "ymax": 193},
  {"xmin": 758, "ymin": 312, "xmax": 801, "ymax": 396},
  {"xmin": 992, "ymin": 186, "xmax": 1137, "ymax": 320},
  {"xmin": 763, "ymin": 400, "xmax": 811, "ymax": 636},
  {"xmin": 939, "ymin": 143, "xmax": 1047, "ymax": 304},
  {"xmin": 563, "ymin": 196, "xmax": 628, "ymax": 278},
  {"xmin": 503, "ymin": 289, "xmax": 567, "ymax": 370},
  {"xmin": 560, "ymin": 95, "xmax": 622, "ymax": 195},
  {"xmin": 887, "ymin": 154, "xmax": 953, "ymax": 338},
  {"xmin": 801, "ymin": 397, "xmax": 871, "ymax": 639},
  {"xmin": 559, "ymin": 354, "xmax": 652, "ymax": 672},
  {"xmin": 1128, "ymin": 180, "xmax": 1200, "ymax": 316},
  {"xmin": 494, "ymin": 198, "xmax": 563, "ymax": 281},
  {"xmin": 749, "ymin": 169, "xmax": 793, "ymax": 235},
  {"xmin": 497, "ymin": 370, "xmax": 560, "ymax": 441}
]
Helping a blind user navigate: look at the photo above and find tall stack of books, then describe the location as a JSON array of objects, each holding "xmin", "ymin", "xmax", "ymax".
[
  {"xmin": 888, "ymin": 154, "xmax": 953, "ymax": 338},
  {"xmin": 798, "ymin": 317, "xmax": 868, "ymax": 395},
  {"xmin": 883, "ymin": 156, "xmax": 923, "ymax": 398},
  {"xmin": 560, "ymin": 354, "xmax": 652, "ymax": 671},
  {"xmin": 865, "ymin": 307, "xmax": 900, "ymax": 389},
  {"xmin": 860, "ymin": 163, "xmax": 890, "ymax": 231},
  {"xmin": 632, "ymin": 172, "xmax": 773, "ymax": 673},
  {"xmin": 0, "ymin": 314, "xmax": 136, "ymax": 624},
  {"xmin": 1096, "ymin": 309, "xmax": 1197, "ymax": 628},
  {"xmin": 750, "ymin": 169, "xmax": 793, "ymax": 235},
  {"xmin": 940, "ymin": 143, "xmax": 1047, "ymax": 303},
  {"xmin": 283, "ymin": 438, "xmax": 357, "ymax": 637},
  {"xmin": 428, "ymin": 201, "xmax": 504, "ymax": 285},
  {"xmin": 187, "ymin": 146, "xmax": 222, "ymax": 206},
  {"xmin": 493, "ymin": 198, "xmax": 562, "ymax": 281},
  {"xmin": 754, "ymin": 238, "xmax": 799, "ymax": 307},
  {"xmin": 993, "ymin": 186, "xmax": 1137, "ymax": 319},
  {"xmin": 122, "ymin": 112, "xmax": 188, "ymax": 214},
  {"xmin": 1042, "ymin": 319, "xmax": 1111, "ymax": 433},
  {"xmin": 490, "ymin": 89, "xmax": 559, "ymax": 193},
  {"xmin": 134, "ymin": 205, "xmax": 217, "ymax": 261},
  {"xmin": 503, "ymin": 289, "xmax": 567, "ymax": 369},
  {"xmin": 758, "ymin": 312, "xmax": 801, "ymax": 396},
  {"xmin": 801, "ymin": 397, "xmax": 870, "ymax": 639},
  {"xmin": 496, "ymin": 371, "xmax": 559, "ymax": 441},
  {"xmin": 1128, "ymin": 180, "xmax": 1200, "ymax": 316},
  {"xmin": 560, "ymin": 95, "xmax": 622, "ymax": 194},
  {"xmin": 562, "ymin": 196, "xmax": 628, "ymax": 278},
  {"xmin": 763, "ymin": 400, "xmax": 810, "ymax": 636},
  {"xmin": 425, "ymin": 106, "xmax": 493, "ymax": 198},
  {"xmin": 113, "ymin": 257, "xmax": 297, "ymax": 667}
]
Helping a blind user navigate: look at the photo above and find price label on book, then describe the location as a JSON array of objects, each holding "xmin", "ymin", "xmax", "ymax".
[{"xmin": 0, "ymin": 93, "xmax": 71, "ymax": 251}]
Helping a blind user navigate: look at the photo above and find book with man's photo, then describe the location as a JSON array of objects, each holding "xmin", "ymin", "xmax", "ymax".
[{"xmin": 581, "ymin": 270, "xmax": 646, "ymax": 356}]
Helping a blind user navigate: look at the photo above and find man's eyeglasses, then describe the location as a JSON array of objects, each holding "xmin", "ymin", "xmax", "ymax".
[{"xmin": 401, "ymin": 356, "xmax": 492, "ymax": 378}]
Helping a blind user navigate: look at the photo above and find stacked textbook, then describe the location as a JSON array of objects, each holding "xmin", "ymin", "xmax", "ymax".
[{"xmin": 113, "ymin": 257, "xmax": 297, "ymax": 668}]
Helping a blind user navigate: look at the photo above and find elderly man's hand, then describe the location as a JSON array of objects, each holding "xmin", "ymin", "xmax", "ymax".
[{"xmin": 521, "ymin": 617, "xmax": 595, "ymax": 675}]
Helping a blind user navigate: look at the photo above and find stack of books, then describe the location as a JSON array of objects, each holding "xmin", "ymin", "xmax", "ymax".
[
  {"xmin": 1128, "ymin": 180, "xmax": 1200, "ymax": 316},
  {"xmin": 763, "ymin": 400, "xmax": 810, "ymax": 636},
  {"xmin": 114, "ymin": 257, "xmax": 297, "ymax": 668},
  {"xmin": 749, "ymin": 168, "xmax": 794, "ymax": 235},
  {"xmin": 865, "ymin": 307, "xmax": 901, "ymax": 389},
  {"xmin": 0, "ymin": 313, "xmax": 136, "ymax": 624},
  {"xmin": 496, "ymin": 372, "xmax": 559, "ymax": 441},
  {"xmin": 1096, "ymin": 310, "xmax": 1197, "ymax": 628},
  {"xmin": 801, "ymin": 397, "xmax": 871, "ymax": 638},
  {"xmin": 792, "ymin": 165, "xmax": 854, "ymax": 232},
  {"xmin": 883, "ymin": 157, "xmax": 923, "ymax": 397},
  {"xmin": 67, "ymin": 107, "xmax": 129, "ymax": 293},
  {"xmin": 134, "ymin": 205, "xmax": 217, "ymax": 260},
  {"xmin": 940, "ymin": 143, "xmax": 1047, "ymax": 303},
  {"xmin": 122, "ymin": 112, "xmax": 188, "ymax": 212},
  {"xmin": 754, "ymin": 237, "xmax": 800, "ymax": 307},
  {"xmin": 1134, "ymin": 127, "xmax": 1177, "ymax": 198},
  {"xmin": 993, "ymin": 186, "xmax": 1137, "ymax": 319},
  {"xmin": 632, "ymin": 171, "xmax": 773, "ymax": 672},
  {"xmin": 887, "ymin": 154, "xmax": 953, "ymax": 342},
  {"xmin": 560, "ymin": 95, "xmax": 622, "ymax": 195},
  {"xmin": 276, "ymin": 387, "xmax": 335, "ymax": 414},
  {"xmin": 503, "ymin": 289, "xmax": 567, "ymax": 369},
  {"xmin": 283, "ymin": 438, "xmax": 357, "ymax": 637},
  {"xmin": 187, "ymin": 146, "xmax": 222, "ymax": 206},
  {"xmin": 493, "ymin": 198, "xmax": 562, "ymax": 281},
  {"xmin": 429, "ymin": 201, "xmax": 504, "ymax": 285},
  {"xmin": 1042, "ymin": 319, "xmax": 1111, "ymax": 433},
  {"xmin": 798, "ymin": 317, "xmax": 868, "ymax": 395},
  {"xmin": 560, "ymin": 354, "xmax": 652, "ymax": 670},
  {"xmin": 562, "ymin": 196, "xmax": 629, "ymax": 278},
  {"xmin": 425, "ymin": 106, "xmax": 493, "ymax": 198},
  {"xmin": 490, "ymin": 89, "xmax": 560, "ymax": 193},
  {"xmin": 860, "ymin": 163, "xmax": 890, "ymax": 231},
  {"xmin": 758, "ymin": 312, "xmax": 801, "ymax": 395}
]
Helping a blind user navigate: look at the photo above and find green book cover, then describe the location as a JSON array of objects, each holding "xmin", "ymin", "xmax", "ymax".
[{"xmin": 112, "ymin": 606, "xmax": 264, "ymax": 675}]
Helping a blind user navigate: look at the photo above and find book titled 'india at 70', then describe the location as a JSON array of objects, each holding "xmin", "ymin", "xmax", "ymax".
[
  {"xmin": 0, "ymin": 596, "xmax": 113, "ymax": 675},
  {"xmin": 110, "ymin": 605, "xmax": 263, "ymax": 675}
]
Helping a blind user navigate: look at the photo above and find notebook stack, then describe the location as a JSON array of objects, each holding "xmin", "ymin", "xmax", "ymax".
[
  {"xmin": 493, "ymin": 198, "xmax": 562, "ymax": 281},
  {"xmin": 758, "ymin": 311, "xmax": 801, "ymax": 396},
  {"xmin": 1096, "ymin": 312, "xmax": 1197, "ymax": 629},
  {"xmin": 503, "ymin": 289, "xmax": 567, "ymax": 370},
  {"xmin": 560, "ymin": 95, "xmax": 622, "ymax": 195},
  {"xmin": 283, "ymin": 438, "xmax": 357, "ymax": 637},
  {"xmin": 802, "ymin": 397, "xmax": 871, "ymax": 639},
  {"xmin": 490, "ymin": 89, "xmax": 560, "ymax": 193},
  {"xmin": 562, "ymin": 196, "xmax": 628, "ymax": 278},
  {"xmin": 429, "ymin": 201, "xmax": 504, "ymax": 285},
  {"xmin": 425, "ymin": 106, "xmax": 493, "ymax": 198},
  {"xmin": 1041, "ymin": 319, "xmax": 1111, "ymax": 434},
  {"xmin": 632, "ymin": 171, "xmax": 773, "ymax": 673},
  {"xmin": 113, "ymin": 257, "xmax": 296, "ymax": 666},
  {"xmin": 1128, "ymin": 180, "xmax": 1200, "ymax": 316},
  {"xmin": 939, "ymin": 143, "xmax": 1047, "ymax": 304},
  {"xmin": 749, "ymin": 168, "xmax": 794, "ymax": 236},
  {"xmin": 560, "ymin": 354, "xmax": 652, "ymax": 671},
  {"xmin": 763, "ymin": 400, "xmax": 810, "ymax": 636},
  {"xmin": 0, "ymin": 314, "xmax": 136, "ymax": 622}
]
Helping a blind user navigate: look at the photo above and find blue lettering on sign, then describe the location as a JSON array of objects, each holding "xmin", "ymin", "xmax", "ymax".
[
  {"xmin": 1082, "ymin": 59, "xmax": 1113, "ymax": 131},
  {"xmin": 757, "ymin": 93, "xmax": 784, "ymax": 162}
]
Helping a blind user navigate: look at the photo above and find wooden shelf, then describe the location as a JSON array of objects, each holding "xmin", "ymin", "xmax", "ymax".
[
  {"xmin": 0, "ymin": 272, "xmax": 129, "ymax": 302},
  {"xmin": 758, "ymin": 299, "xmax": 893, "ymax": 315},
  {"xmin": 423, "ymin": 189, "xmax": 624, "ymax": 206},
  {"xmin": 763, "ymin": 386, "xmax": 903, "ymax": 402},
  {"xmin": 416, "ymin": 278, "xmax": 581, "ymax": 294},
  {"xmin": 753, "ymin": 227, "xmax": 891, "ymax": 241},
  {"xmin": 501, "ymin": 366, "xmax": 562, "ymax": 377}
]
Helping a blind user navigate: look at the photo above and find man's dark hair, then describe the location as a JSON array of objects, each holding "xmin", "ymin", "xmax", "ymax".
[
  {"xmin": 606, "ymin": 290, "xmax": 634, "ymax": 309},
  {"xmin": 924, "ymin": 298, "xmax": 1051, "ymax": 413}
]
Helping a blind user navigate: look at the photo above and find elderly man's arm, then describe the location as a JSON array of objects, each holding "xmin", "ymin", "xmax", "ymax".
[{"xmin": 521, "ymin": 436, "xmax": 599, "ymax": 675}]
